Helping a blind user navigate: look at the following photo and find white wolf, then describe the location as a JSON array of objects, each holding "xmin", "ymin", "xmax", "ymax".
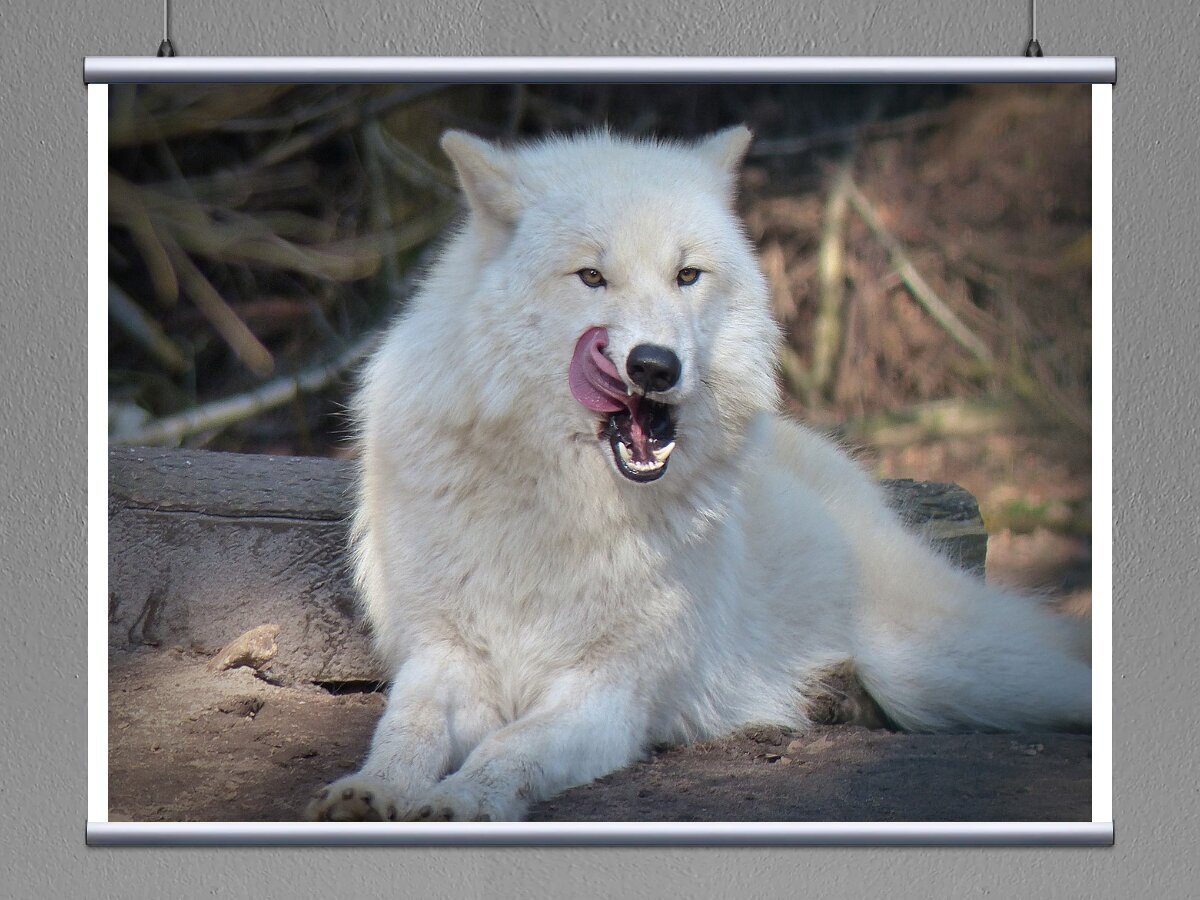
[{"xmin": 306, "ymin": 126, "xmax": 1090, "ymax": 823}]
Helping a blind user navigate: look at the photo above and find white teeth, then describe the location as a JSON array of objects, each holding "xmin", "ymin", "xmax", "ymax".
[
  {"xmin": 651, "ymin": 441, "xmax": 675, "ymax": 462},
  {"xmin": 615, "ymin": 440, "xmax": 665, "ymax": 473}
]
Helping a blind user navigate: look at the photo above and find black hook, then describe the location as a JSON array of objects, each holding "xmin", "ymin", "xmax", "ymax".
[
  {"xmin": 157, "ymin": 38, "xmax": 176, "ymax": 57},
  {"xmin": 1025, "ymin": 38, "xmax": 1044, "ymax": 57}
]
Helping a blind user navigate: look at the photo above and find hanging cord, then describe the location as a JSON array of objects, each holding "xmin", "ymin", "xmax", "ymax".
[
  {"xmin": 1025, "ymin": 0, "xmax": 1043, "ymax": 56},
  {"xmin": 157, "ymin": 0, "xmax": 176, "ymax": 56}
]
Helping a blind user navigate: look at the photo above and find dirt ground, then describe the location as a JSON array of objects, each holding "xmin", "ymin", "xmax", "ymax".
[{"xmin": 109, "ymin": 649, "xmax": 1089, "ymax": 823}]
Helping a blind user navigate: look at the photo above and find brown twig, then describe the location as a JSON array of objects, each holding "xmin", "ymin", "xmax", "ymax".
[
  {"xmin": 810, "ymin": 162, "xmax": 853, "ymax": 405},
  {"xmin": 163, "ymin": 237, "xmax": 276, "ymax": 378},
  {"xmin": 109, "ymin": 173, "xmax": 178, "ymax": 305},
  {"xmin": 108, "ymin": 282, "xmax": 188, "ymax": 374},
  {"xmin": 112, "ymin": 251, "xmax": 435, "ymax": 447},
  {"xmin": 117, "ymin": 173, "xmax": 457, "ymax": 285},
  {"xmin": 112, "ymin": 334, "xmax": 374, "ymax": 447},
  {"xmin": 111, "ymin": 252, "xmax": 436, "ymax": 446},
  {"xmin": 844, "ymin": 178, "xmax": 997, "ymax": 371}
]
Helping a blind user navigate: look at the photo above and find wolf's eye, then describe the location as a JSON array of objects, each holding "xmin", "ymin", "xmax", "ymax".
[
  {"xmin": 677, "ymin": 267, "xmax": 701, "ymax": 286},
  {"xmin": 577, "ymin": 268, "xmax": 607, "ymax": 288}
]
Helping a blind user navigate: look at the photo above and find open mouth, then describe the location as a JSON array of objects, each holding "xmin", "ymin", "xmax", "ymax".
[
  {"xmin": 569, "ymin": 326, "xmax": 678, "ymax": 484},
  {"xmin": 601, "ymin": 398, "xmax": 676, "ymax": 483}
]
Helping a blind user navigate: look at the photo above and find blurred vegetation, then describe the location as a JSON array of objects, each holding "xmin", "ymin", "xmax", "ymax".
[{"xmin": 107, "ymin": 84, "xmax": 1093, "ymax": 548}]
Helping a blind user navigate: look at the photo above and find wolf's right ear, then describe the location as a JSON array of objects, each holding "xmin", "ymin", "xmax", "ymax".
[
  {"xmin": 697, "ymin": 125, "xmax": 754, "ymax": 175},
  {"xmin": 441, "ymin": 131, "xmax": 524, "ymax": 225}
]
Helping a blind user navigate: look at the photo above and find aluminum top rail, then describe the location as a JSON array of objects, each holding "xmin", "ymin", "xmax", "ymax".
[{"xmin": 84, "ymin": 55, "xmax": 1116, "ymax": 85}]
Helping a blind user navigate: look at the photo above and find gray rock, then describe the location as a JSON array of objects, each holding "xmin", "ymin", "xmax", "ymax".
[{"xmin": 108, "ymin": 446, "xmax": 987, "ymax": 687}]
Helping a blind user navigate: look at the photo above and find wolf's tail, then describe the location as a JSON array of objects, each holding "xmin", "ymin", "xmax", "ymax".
[{"xmin": 850, "ymin": 522, "xmax": 1091, "ymax": 733}]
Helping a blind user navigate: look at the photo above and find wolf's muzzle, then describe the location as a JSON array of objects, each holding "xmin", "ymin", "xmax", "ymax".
[{"xmin": 569, "ymin": 328, "xmax": 679, "ymax": 484}]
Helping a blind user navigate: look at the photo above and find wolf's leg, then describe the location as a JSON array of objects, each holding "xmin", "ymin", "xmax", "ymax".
[
  {"xmin": 305, "ymin": 649, "xmax": 500, "ymax": 821},
  {"xmin": 401, "ymin": 672, "xmax": 646, "ymax": 822}
]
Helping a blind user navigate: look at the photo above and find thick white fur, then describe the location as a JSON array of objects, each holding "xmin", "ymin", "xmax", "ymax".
[{"xmin": 307, "ymin": 127, "xmax": 1090, "ymax": 823}]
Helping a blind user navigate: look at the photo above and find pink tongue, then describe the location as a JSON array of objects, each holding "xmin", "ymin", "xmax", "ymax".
[{"xmin": 569, "ymin": 327, "xmax": 632, "ymax": 414}]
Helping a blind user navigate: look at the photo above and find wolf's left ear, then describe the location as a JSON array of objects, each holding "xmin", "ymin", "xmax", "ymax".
[
  {"xmin": 441, "ymin": 130, "xmax": 524, "ymax": 225},
  {"xmin": 697, "ymin": 125, "xmax": 754, "ymax": 175}
]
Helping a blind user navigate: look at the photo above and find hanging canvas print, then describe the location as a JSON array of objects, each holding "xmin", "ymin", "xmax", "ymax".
[{"xmin": 87, "ymin": 59, "xmax": 1113, "ymax": 845}]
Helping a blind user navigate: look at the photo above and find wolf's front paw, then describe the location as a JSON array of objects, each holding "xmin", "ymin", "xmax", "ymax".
[
  {"xmin": 305, "ymin": 775, "xmax": 411, "ymax": 822},
  {"xmin": 404, "ymin": 779, "xmax": 522, "ymax": 822}
]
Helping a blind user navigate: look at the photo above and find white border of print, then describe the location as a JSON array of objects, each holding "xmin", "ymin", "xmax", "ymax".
[{"xmin": 87, "ymin": 75, "xmax": 1114, "ymax": 846}]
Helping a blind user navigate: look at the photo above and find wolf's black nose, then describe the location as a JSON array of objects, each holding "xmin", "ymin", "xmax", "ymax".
[{"xmin": 626, "ymin": 344, "xmax": 682, "ymax": 393}]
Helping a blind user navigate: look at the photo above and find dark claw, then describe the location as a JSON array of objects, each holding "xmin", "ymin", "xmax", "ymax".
[
  {"xmin": 386, "ymin": 805, "xmax": 397, "ymax": 820},
  {"xmin": 361, "ymin": 792, "xmax": 373, "ymax": 806},
  {"xmin": 417, "ymin": 805, "xmax": 432, "ymax": 819},
  {"xmin": 315, "ymin": 787, "xmax": 329, "ymax": 802},
  {"xmin": 439, "ymin": 807, "xmax": 453, "ymax": 820}
]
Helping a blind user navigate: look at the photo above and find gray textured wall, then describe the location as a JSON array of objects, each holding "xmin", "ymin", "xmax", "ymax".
[{"xmin": 1, "ymin": 0, "xmax": 1194, "ymax": 895}]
